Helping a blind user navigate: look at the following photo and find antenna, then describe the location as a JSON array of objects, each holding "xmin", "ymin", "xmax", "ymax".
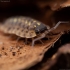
[{"xmin": 48, "ymin": 21, "xmax": 69, "ymax": 32}]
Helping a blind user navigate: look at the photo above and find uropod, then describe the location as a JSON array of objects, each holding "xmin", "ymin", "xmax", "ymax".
[{"xmin": 0, "ymin": 16, "xmax": 69, "ymax": 46}]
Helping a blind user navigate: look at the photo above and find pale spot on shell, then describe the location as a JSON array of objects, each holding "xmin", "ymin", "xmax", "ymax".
[
  {"xmin": 14, "ymin": 18, "xmax": 17, "ymax": 22},
  {"xmin": 25, "ymin": 21, "xmax": 28, "ymax": 24},
  {"xmin": 34, "ymin": 25, "xmax": 36, "ymax": 27},
  {"xmin": 37, "ymin": 23, "xmax": 40, "ymax": 25},
  {"xmin": 33, "ymin": 20, "xmax": 36, "ymax": 23},
  {"xmin": 28, "ymin": 22, "xmax": 31, "ymax": 26}
]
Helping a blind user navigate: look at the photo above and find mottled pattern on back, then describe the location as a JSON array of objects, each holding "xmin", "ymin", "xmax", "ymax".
[{"xmin": 1, "ymin": 16, "xmax": 50, "ymax": 38}]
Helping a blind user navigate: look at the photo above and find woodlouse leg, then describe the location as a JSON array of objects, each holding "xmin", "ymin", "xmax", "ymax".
[
  {"xmin": 16, "ymin": 37, "xmax": 20, "ymax": 42},
  {"xmin": 15, "ymin": 37, "xmax": 21, "ymax": 46},
  {"xmin": 25, "ymin": 38, "xmax": 28, "ymax": 44},
  {"xmin": 37, "ymin": 31, "xmax": 44, "ymax": 44},
  {"xmin": 39, "ymin": 40, "xmax": 44, "ymax": 44},
  {"xmin": 32, "ymin": 33, "xmax": 45, "ymax": 47},
  {"xmin": 45, "ymin": 35, "xmax": 50, "ymax": 40},
  {"xmin": 52, "ymin": 43, "xmax": 54, "ymax": 47}
]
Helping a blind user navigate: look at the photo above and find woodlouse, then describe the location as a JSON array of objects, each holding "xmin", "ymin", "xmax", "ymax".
[{"xmin": 0, "ymin": 16, "xmax": 69, "ymax": 46}]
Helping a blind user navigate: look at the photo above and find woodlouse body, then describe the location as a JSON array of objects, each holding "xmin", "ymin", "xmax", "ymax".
[
  {"xmin": 1, "ymin": 16, "xmax": 50, "ymax": 38},
  {"xmin": 0, "ymin": 16, "xmax": 69, "ymax": 46}
]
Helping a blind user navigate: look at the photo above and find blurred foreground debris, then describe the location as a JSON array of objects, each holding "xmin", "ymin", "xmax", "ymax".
[{"xmin": 38, "ymin": 44, "xmax": 70, "ymax": 70}]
